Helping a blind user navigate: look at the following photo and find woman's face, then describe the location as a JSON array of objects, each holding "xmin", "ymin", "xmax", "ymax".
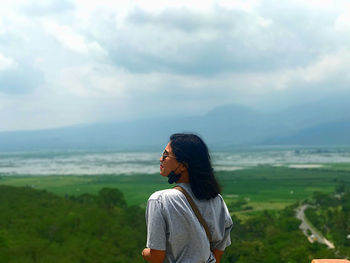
[{"xmin": 159, "ymin": 142, "xmax": 180, "ymax": 177}]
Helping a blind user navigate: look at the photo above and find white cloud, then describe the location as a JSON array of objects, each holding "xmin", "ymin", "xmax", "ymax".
[
  {"xmin": 52, "ymin": 64, "xmax": 127, "ymax": 97},
  {"xmin": 135, "ymin": 0, "xmax": 214, "ymax": 13},
  {"xmin": 293, "ymin": 0, "xmax": 342, "ymax": 10},
  {"xmin": 272, "ymin": 49, "xmax": 350, "ymax": 90},
  {"xmin": 218, "ymin": 0, "xmax": 261, "ymax": 12},
  {"xmin": 1, "ymin": 0, "xmax": 350, "ymax": 131},
  {"xmin": 44, "ymin": 21, "xmax": 107, "ymax": 55},
  {"xmin": 0, "ymin": 54, "xmax": 17, "ymax": 71},
  {"xmin": 302, "ymin": 50, "xmax": 349, "ymax": 83},
  {"xmin": 335, "ymin": 7, "xmax": 350, "ymax": 31}
]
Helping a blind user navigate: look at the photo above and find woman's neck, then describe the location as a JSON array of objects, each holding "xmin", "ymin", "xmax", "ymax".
[{"xmin": 177, "ymin": 171, "xmax": 190, "ymax": 183}]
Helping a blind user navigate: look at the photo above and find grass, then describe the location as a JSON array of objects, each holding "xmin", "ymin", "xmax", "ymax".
[
  {"xmin": 1, "ymin": 164, "xmax": 350, "ymax": 217},
  {"xmin": 323, "ymin": 162, "xmax": 350, "ymax": 172},
  {"xmin": 0, "ymin": 174, "xmax": 169, "ymax": 206},
  {"xmin": 218, "ymin": 165, "xmax": 348, "ymax": 202}
]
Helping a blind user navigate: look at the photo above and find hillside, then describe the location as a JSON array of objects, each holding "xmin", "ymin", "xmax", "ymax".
[
  {"xmin": 0, "ymin": 185, "xmax": 146, "ymax": 263},
  {"xmin": 0, "ymin": 184, "xmax": 338, "ymax": 262}
]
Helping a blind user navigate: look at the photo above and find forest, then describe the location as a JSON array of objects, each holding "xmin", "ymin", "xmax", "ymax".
[
  {"xmin": 0, "ymin": 182, "xmax": 345, "ymax": 263},
  {"xmin": 2, "ymin": 165, "xmax": 350, "ymax": 262},
  {"xmin": 0, "ymin": 186, "xmax": 145, "ymax": 263}
]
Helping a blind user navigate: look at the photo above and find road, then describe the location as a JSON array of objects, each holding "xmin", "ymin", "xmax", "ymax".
[{"xmin": 296, "ymin": 204, "xmax": 335, "ymax": 249}]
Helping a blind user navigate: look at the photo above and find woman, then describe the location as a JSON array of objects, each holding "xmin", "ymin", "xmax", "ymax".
[{"xmin": 142, "ymin": 133, "xmax": 233, "ymax": 263}]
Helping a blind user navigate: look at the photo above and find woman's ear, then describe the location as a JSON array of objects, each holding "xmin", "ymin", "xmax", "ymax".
[{"xmin": 181, "ymin": 162, "xmax": 189, "ymax": 172}]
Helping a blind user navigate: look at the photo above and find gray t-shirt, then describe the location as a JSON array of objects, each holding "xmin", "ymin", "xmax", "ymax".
[{"xmin": 146, "ymin": 183, "xmax": 233, "ymax": 263}]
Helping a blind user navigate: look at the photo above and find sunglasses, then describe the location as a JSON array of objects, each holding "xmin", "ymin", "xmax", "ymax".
[{"xmin": 161, "ymin": 150, "xmax": 176, "ymax": 161}]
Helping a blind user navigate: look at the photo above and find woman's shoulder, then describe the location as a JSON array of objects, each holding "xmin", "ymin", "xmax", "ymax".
[
  {"xmin": 215, "ymin": 193, "xmax": 230, "ymax": 208},
  {"xmin": 216, "ymin": 193, "xmax": 225, "ymax": 202},
  {"xmin": 148, "ymin": 188, "xmax": 182, "ymax": 202}
]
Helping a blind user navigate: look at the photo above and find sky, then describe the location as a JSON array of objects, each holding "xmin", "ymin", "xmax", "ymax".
[{"xmin": 1, "ymin": 0, "xmax": 350, "ymax": 131}]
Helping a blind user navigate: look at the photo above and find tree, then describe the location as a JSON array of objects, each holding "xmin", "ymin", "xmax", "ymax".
[{"xmin": 98, "ymin": 187, "xmax": 127, "ymax": 209}]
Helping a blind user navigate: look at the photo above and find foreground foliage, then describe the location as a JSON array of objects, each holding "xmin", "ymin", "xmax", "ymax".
[
  {"xmin": 0, "ymin": 184, "xmax": 341, "ymax": 263},
  {"xmin": 222, "ymin": 205, "xmax": 335, "ymax": 263},
  {"xmin": 305, "ymin": 183, "xmax": 350, "ymax": 258},
  {"xmin": 0, "ymin": 185, "xmax": 146, "ymax": 263}
]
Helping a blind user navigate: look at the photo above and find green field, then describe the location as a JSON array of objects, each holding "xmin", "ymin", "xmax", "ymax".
[{"xmin": 1, "ymin": 164, "xmax": 350, "ymax": 214}]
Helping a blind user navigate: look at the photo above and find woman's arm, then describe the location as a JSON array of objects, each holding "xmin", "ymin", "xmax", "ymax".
[
  {"xmin": 213, "ymin": 249, "xmax": 224, "ymax": 263},
  {"xmin": 142, "ymin": 248, "xmax": 166, "ymax": 263}
]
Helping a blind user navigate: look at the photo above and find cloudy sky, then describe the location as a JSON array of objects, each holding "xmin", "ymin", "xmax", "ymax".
[{"xmin": 1, "ymin": 0, "xmax": 350, "ymax": 131}]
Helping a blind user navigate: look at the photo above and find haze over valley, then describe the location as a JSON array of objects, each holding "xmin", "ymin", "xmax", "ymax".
[{"xmin": 1, "ymin": 94, "xmax": 350, "ymax": 151}]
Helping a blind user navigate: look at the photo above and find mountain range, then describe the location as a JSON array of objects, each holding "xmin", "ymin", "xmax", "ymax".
[{"xmin": 1, "ymin": 96, "xmax": 350, "ymax": 151}]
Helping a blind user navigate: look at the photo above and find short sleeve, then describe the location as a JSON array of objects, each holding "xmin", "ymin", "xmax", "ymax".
[
  {"xmin": 146, "ymin": 199, "xmax": 167, "ymax": 250},
  {"xmin": 213, "ymin": 202, "xmax": 233, "ymax": 251}
]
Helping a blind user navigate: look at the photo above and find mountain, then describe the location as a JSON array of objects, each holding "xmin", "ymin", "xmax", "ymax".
[
  {"xmin": 272, "ymin": 94, "xmax": 350, "ymax": 134},
  {"xmin": 190, "ymin": 104, "xmax": 288, "ymax": 147},
  {"xmin": 264, "ymin": 118, "xmax": 350, "ymax": 145},
  {"xmin": 1, "ymin": 97, "xmax": 350, "ymax": 151},
  {"xmin": 0, "ymin": 104, "xmax": 272, "ymax": 151}
]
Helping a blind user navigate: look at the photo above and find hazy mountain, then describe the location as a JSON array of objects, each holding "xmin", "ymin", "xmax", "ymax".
[
  {"xmin": 264, "ymin": 118, "xmax": 350, "ymax": 145},
  {"xmin": 272, "ymin": 94, "xmax": 350, "ymax": 134},
  {"xmin": 191, "ymin": 104, "xmax": 288, "ymax": 147},
  {"xmin": 1, "ymin": 97, "xmax": 350, "ymax": 151},
  {"xmin": 0, "ymin": 104, "xmax": 272, "ymax": 151}
]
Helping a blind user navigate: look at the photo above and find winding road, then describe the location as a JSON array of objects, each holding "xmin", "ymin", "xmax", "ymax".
[{"xmin": 296, "ymin": 204, "xmax": 335, "ymax": 249}]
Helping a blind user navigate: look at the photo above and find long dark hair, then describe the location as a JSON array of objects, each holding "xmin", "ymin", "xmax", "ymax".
[{"xmin": 170, "ymin": 133, "xmax": 221, "ymax": 200}]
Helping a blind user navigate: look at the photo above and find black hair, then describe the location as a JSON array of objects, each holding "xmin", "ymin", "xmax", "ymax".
[{"xmin": 169, "ymin": 133, "xmax": 221, "ymax": 200}]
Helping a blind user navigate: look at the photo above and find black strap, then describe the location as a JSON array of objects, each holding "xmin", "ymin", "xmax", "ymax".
[{"xmin": 173, "ymin": 186, "xmax": 213, "ymax": 244}]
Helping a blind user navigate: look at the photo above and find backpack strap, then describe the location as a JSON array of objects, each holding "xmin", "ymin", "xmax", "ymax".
[{"xmin": 173, "ymin": 186, "xmax": 213, "ymax": 245}]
